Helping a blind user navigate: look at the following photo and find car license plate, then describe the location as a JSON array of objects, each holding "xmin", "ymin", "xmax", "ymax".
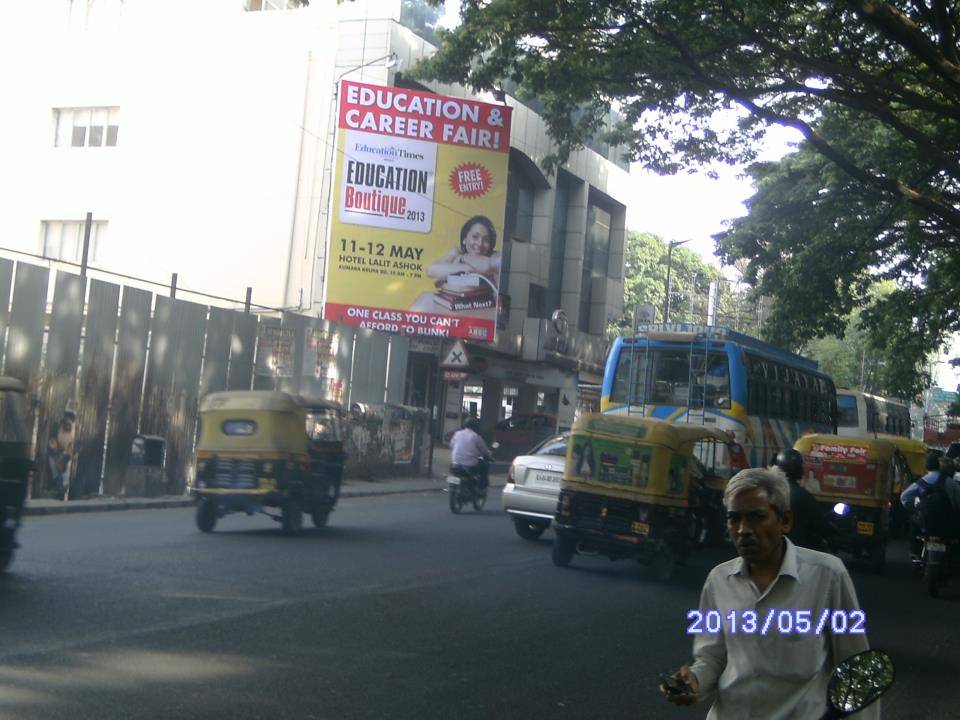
[
  {"xmin": 856, "ymin": 521, "xmax": 874, "ymax": 535},
  {"xmin": 631, "ymin": 521, "xmax": 650, "ymax": 536},
  {"xmin": 447, "ymin": 477, "xmax": 460, "ymax": 486},
  {"xmin": 927, "ymin": 541, "xmax": 946, "ymax": 552},
  {"xmin": 534, "ymin": 472, "xmax": 559, "ymax": 485}
]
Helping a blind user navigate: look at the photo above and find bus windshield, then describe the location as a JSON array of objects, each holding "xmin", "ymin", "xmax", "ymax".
[
  {"xmin": 611, "ymin": 347, "xmax": 730, "ymax": 409},
  {"xmin": 837, "ymin": 394, "xmax": 858, "ymax": 427}
]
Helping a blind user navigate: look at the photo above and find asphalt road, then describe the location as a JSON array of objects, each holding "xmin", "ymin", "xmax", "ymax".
[{"xmin": 0, "ymin": 488, "xmax": 957, "ymax": 719}]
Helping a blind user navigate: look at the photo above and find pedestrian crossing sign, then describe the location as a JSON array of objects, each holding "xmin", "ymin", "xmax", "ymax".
[{"xmin": 441, "ymin": 340, "xmax": 470, "ymax": 368}]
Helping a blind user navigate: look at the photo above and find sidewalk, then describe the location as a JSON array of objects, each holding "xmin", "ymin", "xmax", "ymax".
[{"xmin": 22, "ymin": 447, "xmax": 508, "ymax": 516}]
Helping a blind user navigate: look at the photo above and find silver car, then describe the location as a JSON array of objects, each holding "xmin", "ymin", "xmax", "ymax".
[{"xmin": 501, "ymin": 434, "xmax": 567, "ymax": 540}]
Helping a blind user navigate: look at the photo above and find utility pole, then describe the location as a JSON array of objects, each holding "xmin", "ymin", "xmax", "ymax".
[{"xmin": 663, "ymin": 239, "xmax": 690, "ymax": 323}]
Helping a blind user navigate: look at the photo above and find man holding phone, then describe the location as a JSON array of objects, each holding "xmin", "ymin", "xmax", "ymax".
[{"xmin": 660, "ymin": 467, "xmax": 875, "ymax": 719}]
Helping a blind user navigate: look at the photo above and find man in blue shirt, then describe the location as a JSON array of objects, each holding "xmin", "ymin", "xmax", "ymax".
[{"xmin": 901, "ymin": 453, "xmax": 960, "ymax": 560}]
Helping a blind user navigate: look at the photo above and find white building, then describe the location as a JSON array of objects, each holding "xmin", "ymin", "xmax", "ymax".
[{"xmin": 1, "ymin": 0, "xmax": 631, "ymax": 440}]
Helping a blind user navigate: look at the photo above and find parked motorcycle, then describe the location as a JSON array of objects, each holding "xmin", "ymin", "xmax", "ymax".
[{"xmin": 447, "ymin": 460, "xmax": 488, "ymax": 514}]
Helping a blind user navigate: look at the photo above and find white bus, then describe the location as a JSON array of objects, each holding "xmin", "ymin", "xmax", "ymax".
[{"xmin": 836, "ymin": 389, "xmax": 912, "ymax": 439}]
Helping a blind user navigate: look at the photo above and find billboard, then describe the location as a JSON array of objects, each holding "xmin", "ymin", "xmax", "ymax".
[{"xmin": 323, "ymin": 80, "xmax": 512, "ymax": 343}]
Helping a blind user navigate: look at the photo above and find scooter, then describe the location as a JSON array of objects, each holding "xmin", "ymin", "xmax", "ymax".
[{"xmin": 446, "ymin": 459, "xmax": 489, "ymax": 514}]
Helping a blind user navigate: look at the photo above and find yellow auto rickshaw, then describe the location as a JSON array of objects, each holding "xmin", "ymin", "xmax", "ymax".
[
  {"xmin": 553, "ymin": 414, "xmax": 737, "ymax": 578},
  {"xmin": 793, "ymin": 434, "xmax": 911, "ymax": 570},
  {"xmin": 192, "ymin": 391, "xmax": 346, "ymax": 535},
  {"xmin": 885, "ymin": 436, "xmax": 927, "ymax": 537},
  {"xmin": 0, "ymin": 378, "xmax": 31, "ymax": 572}
]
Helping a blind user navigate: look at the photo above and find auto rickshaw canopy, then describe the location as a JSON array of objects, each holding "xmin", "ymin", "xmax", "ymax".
[
  {"xmin": 562, "ymin": 413, "xmax": 735, "ymax": 507},
  {"xmin": 197, "ymin": 391, "xmax": 343, "ymax": 455},
  {"xmin": 885, "ymin": 436, "xmax": 927, "ymax": 479}
]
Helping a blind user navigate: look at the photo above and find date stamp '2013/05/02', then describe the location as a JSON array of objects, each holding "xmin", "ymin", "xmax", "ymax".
[{"xmin": 687, "ymin": 609, "xmax": 866, "ymax": 636}]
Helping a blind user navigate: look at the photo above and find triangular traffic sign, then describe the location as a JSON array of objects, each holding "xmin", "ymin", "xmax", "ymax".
[{"xmin": 441, "ymin": 339, "xmax": 470, "ymax": 368}]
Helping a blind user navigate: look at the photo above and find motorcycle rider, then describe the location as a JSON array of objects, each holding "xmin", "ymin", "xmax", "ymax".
[
  {"xmin": 901, "ymin": 453, "xmax": 960, "ymax": 561},
  {"xmin": 774, "ymin": 448, "xmax": 832, "ymax": 550},
  {"xmin": 449, "ymin": 416, "xmax": 493, "ymax": 491}
]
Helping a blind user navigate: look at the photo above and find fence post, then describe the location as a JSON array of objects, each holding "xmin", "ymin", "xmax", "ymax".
[{"xmin": 80, "ymin": 212, "xmax": 93, "ymax": 281}]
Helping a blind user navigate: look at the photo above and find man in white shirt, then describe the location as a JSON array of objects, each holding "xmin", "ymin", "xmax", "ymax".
[{"xmin": 662, "ymin": 467, "xmax": 876, "ymax": 719}]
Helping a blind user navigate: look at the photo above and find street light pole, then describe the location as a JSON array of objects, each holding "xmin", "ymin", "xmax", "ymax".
[{"xmin": 663, "ymin": 239, "xmax": 690, "ymax": 323}]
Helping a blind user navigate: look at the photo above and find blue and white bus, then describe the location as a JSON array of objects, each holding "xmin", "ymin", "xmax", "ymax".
[{"xmin": 601, "ymin": 324, "xmax": 837, "ymax": 468}]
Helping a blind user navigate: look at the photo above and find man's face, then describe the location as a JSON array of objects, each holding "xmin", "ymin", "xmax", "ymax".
[{"xmin": 726, "ymin": 487, "xmax": 791, "ymax": 564}]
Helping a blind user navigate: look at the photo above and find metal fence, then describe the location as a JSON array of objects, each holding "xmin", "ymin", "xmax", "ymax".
[{"xmin": 0, "ymin": 257, "xmax": 403, "ymax": 499}]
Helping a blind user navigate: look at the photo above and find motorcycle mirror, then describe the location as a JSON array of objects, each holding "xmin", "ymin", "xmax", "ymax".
[{"xmin": 826, "ymin": 649, "xmax": 894, "ymax": 718}]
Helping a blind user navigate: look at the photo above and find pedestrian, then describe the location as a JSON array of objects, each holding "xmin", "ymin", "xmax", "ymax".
[
  {"xmin": 661, "ymin": 466, "xmax": 875, "ymax": 719},
  {"xmin": 774, "ymin": 448, "xmax": 832, "ymax": 550}
]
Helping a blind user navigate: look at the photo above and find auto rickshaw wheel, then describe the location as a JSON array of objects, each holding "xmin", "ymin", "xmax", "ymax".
[
  {"xmin": 653, "ymin": 541, "xmax": 677, "ymax": 581},
  {"xmin": 196, "ymin": 498, "xmax": 217, "ymax": 533},
  {"xmin": 281, "ymin": 500, "xmax": 304, "ymax": 536},
  {"xmin": 868, "ymin": 543, "xmax": 887, "ymax": 574},
  {"xmin": 513, "ymin": 518, "xmax": 547, "ymax": 540},
  {"xmin": 311, "ymin": 510, "xmax": 330, "ymax": 528},
  {"xmin": 551, "ymin": 534, "xmax": 575, "ymax": 567}
]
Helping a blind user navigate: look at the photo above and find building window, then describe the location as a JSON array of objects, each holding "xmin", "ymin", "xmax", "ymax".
[
  {"xmin": 41, "ymin": 220, "xmax": 105, "ymax": 263},
  {"xmin": 54, "ymin": 108, "xmax": 120, "ymax": 148},
  {"xmin": 579, "ymin": 198, "xmax": 612, "ymax": 332},
  {"xmin": 244, "ymin": 0, "xmax": 309, "ymax": 10},
  {"xmin": 548, "ymin": 172, "xmax": 574, "ymax": 316},
  {"xmin": 527, "ymin": 284, "xmax": 547, "ymax": 319}
]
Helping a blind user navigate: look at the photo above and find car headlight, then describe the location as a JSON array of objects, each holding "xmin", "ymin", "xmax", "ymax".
[{"xmin": 832, "ymin": 502, "xmax": 850, "ymax": 517}]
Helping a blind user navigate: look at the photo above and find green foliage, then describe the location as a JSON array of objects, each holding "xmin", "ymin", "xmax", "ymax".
[
  {"xmin": 607, "ymin": 231, "xmax": 722, "ymax": 337},
  {"xmin": 800, "ymin": 284, "xmax": 932, "ymax": 398}
]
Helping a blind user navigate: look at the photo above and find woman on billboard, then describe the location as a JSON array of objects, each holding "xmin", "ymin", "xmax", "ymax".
[{"xmin": 410, "ymin": 215, "xmax": 501, "ymax": 312}]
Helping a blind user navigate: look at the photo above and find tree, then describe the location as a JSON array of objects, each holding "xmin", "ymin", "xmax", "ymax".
[
  {"xmin": 714, "ymin": 117, "xmax": 954, "ymax": 396},
  {"xmin": 800, "ymin": 283, "xmax": 928, "ymax": 397},
  {"xmin": 608, "ymin": 231, "xmax": 723, "ymax": 336},
  {"xmin": 416, "ymin": 1, "xmax": 960, "ymax": 385}
]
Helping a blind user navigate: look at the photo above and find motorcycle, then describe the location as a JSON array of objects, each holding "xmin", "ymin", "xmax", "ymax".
[
  {"xmin": 447, "ymin": 459, "xmax": 489, "ymax": 514},
  {"xmin": 919, "ymin": 534, "xmax": 958, "ymax": 597}
]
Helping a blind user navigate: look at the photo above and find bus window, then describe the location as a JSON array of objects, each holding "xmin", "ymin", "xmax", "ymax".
[
  {"xmin": 611, "ymin": 347, "xmax": 729, "ymax": 408},
  {"xmin": 837, "ymin": 394, "xmax": 858, "ymax": 427}
]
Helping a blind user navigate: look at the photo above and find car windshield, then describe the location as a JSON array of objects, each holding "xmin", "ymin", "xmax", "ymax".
[{"xmin": 533, "ymin": 435, "xmax": 567, "ymax": 456}]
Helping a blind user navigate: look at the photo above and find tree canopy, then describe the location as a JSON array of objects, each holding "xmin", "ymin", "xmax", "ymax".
[{"xmin": 416, "ymin": 0, "xmax": 960, "ymax": 391}]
